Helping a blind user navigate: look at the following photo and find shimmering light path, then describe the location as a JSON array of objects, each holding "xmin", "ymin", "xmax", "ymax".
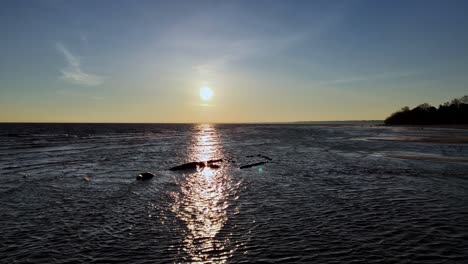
[{"xmin": 170, "ymin": 124, "xmax": 238, "ymax": 262}]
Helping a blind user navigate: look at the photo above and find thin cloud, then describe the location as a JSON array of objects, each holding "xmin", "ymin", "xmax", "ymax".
[
  {"xmin": 315, "ymin": 71, "xmax": 423, "ymax": 86},
  {"xmin": 192, "ymin": 33, "xmax": 307, "ymax": 77},
  {"xmin": 183, "ymin": 11, "xmax": 342, "ymax": 78},
  {"xmin": 56, "ymin": 42, "xmax": 103, "ymax": 86}
]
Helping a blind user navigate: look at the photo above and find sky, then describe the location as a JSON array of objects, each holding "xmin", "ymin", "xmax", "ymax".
[{"xmin": 1, "ymin": 0, "xmax": 468, "ymax": 123}]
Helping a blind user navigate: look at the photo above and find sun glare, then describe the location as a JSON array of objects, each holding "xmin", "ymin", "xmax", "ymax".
[{"xmin": 200, "ymin": 87, "xmax": 213, "ymax": 101}]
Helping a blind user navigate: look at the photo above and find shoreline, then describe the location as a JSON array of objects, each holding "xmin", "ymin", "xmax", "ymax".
[
  {"xmin": 377, "ymin": 124, "xmax": 468, "ymax": 130},
  {"xmin": 386, "ymin": 154, "xmax": 468, "ymax": 163},
  {"xmin": 370, "ymin": 136, "xmax": 468, "ymax": 144}
]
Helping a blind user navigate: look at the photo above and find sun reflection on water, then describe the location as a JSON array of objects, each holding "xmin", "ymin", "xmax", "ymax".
[{"xmin": 170, "ymin": 124, "xmax": 235, "ymax": 263}]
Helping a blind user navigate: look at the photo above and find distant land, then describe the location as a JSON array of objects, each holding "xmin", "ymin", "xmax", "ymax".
[
  {"xmin": 293, "ymin": 120, "xmax": 382, "ymax": 125},
  {"xmin": 385, "ymin": 96, "xmax": 468, "ymax": 126}
]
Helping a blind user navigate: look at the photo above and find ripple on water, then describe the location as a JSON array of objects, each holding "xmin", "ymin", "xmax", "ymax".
[{"xmin": 0, "ymin": 123, "xmax": 467, "ymax": 263}]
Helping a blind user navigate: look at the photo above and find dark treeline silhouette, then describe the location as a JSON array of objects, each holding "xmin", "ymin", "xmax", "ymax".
[{"xmin": 385, "ymin": 95, "xmax": 468, "ymax": 125}]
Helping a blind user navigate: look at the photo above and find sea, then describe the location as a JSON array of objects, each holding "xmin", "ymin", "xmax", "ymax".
[{"xmin": 1, "ymin": 123, "xmax": 467, "ymax": 263}]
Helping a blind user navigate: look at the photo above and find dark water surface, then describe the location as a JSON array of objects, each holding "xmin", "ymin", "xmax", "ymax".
[{"xmin": 1, "ymin": 123, "xmax": 467, "ymax": 263}]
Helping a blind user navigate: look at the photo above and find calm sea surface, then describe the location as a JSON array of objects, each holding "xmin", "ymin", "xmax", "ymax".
[{"xmin": 1, "ymin": 123, "xmax": 467, "ymax": 263}]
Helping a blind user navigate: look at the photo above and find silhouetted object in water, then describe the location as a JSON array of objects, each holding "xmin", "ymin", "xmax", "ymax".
[
  {"xmin": 169, "ymin": 162, "xmax": 205, "ymax": 171},
  {"xmin": 208, "ymin": 163, "xmax": 221, "ymax": 169},
  {"xmin": 385, "ymin": 95, "xmax": 468, "ymax": 125},
  {"xmin": 240, "ymin": 161, "xmax": 268, "ymax": 169},
  {"xmin": 136, "ymin": 172, "xmax": 155, "ymax": 180},
  {"xmin": 170, "ymin": 156, "xmax": 271, "ymax": 171},
  {"xmin": 246, "ymin": 154, "xmax": 273, "ymax": 161},
  {"xmin": 207, "ymin": 159, "xmax": 223, "ymax": 164}
]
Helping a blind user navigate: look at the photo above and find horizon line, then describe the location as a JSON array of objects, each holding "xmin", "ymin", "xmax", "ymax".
[{"xmin": 0, "ymin": 120, "xmax": 384, "ymax": 125}]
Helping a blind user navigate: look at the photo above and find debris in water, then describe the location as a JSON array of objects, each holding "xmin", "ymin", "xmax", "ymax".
[
  {"xmin": 136, "ymin": 172, "xmax": 155, "ymax": 180},
  {"xmin": 240, "ymin": 161, "xmax": 268, "ymax": 169},
  {"xmin": 169, "ymin": 162, "xmax": 205, "ymax": 171}
]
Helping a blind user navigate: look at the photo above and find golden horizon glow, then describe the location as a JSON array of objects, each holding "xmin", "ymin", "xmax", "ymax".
[{"xmin": 200, "ymin": 87, "xmax": 213, "ymax": 101}]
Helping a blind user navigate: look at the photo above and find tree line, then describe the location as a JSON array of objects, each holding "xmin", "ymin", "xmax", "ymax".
[{"xmin": 384, "ymin": 95, "xmax": 468, "ymax": 125}]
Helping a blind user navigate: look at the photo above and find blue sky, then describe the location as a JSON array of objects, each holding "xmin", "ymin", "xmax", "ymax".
[{"xmin": 1, "ymin": 0, "xmax": 468, "ymax": 122}]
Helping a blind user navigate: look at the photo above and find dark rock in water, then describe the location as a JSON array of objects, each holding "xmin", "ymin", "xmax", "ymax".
[
  {"xmin": 207, "ymin": 158, "xmax": 223, "ymax": 164},
  {"xmin": 136, "ymin": 172, "xmax": 155, "ymax": 180},
  {"xmin": 239, "ymin": 161, "xmax": 268, "ymax": 169},
  {"xmin": 208, "ymin": 163, "xmax": 221, "ymax": 169},
  {"xmin": 169, "ymin": 162, "xmax": 205, "ymax": 171}
]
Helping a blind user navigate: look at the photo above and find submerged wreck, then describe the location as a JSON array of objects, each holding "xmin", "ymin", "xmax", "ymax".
[
  {"xmin": 169, "ymin": 159, "xmax": 224, "ymax": 171},
  {"xmin": 167, "ymin": 154, "xmax": 271, "ymax": 172},
  {"xmin": 169, "ymin": 162, "xmax": 205, "ymax": 171}
]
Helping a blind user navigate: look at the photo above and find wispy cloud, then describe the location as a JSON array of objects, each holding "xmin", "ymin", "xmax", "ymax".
[
  {"xmin": 315, "ymin": 70, "xmax": 423, "ymax": 86},
  {"xmin": 160, "ymin": 7, "xmax": 343, "ymax": 78},
  {"xmin": 56, "ymin": 42, "xmax": 103, "ymax": 86},
  {"xmin": 190, "ymin": 33, "xmax": 308, "ymax": 77}
]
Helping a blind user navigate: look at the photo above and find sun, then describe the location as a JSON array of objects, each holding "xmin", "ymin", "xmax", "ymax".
[{"xmin": 199, "ymin": 87, "xmax": 213, "ymax": 101}]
